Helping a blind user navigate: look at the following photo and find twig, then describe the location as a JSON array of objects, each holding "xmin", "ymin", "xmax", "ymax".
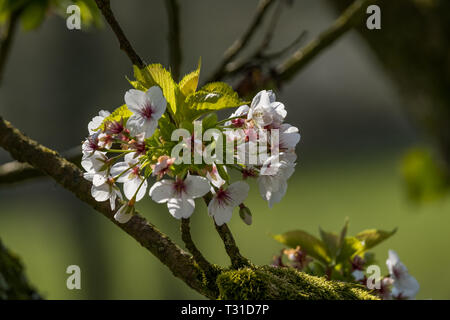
[
  {"xmin": 207, "ymin": 0, "xmax": 277, "ymax": 82},
  {"xmin": 0, "ymin": 146, "xmax": 81, "ymax": 185},
  {"xmin": 181, "ymin": 218, "xmax": 215, "ymax": 272},
  {"xmin": 203, "ymin": 195, "xmax": 250, "ymax": 269},
  {"xmin": 0, "ymin": 116, "xmax": 216, "ymax": 299},
  {"xmin": 94, "ymin": 0, "xmax": 144, "ymax": 68},
  {"xmin": 276, "ymin": 0, "xmax": 378, "ymax": 82},
  {"xmin": 164, "ymin": 0, "xmax": 182, "ymax": 81},
  {"xmin": 0, "ymin": 10, "xmax": 21, "ymax": 85}
]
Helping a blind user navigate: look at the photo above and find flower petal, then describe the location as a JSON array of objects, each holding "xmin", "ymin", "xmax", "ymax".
[
  {"xmin": 167, "ymin": 195, "xmax": 195, "ymax": 219},
  {"xmin": 114, "ymin": 204, "xmax": 133, "ymax": 224},
  {"xmin": 149, "ymin": 180, "xmax": 174, "ymax": 203},
  {"xmin": 126, "ymin": 113, "xmax": 146, "ymax": 136},
  {"xmin": 184, "ymin": 174, "xmax": 211, "ymax": 199},
  {"xmin": 91, "ymin": 183, "xmax": 110, "ymax": 202},
  {"xmin": 208, "ymin": 197, "xmax": 233, "ymax": 226},
  {"xmin": 227, "ymin": 181, "xmax": 250, "ymax": 206},
  {"xmin": 125, "ymin": 89, "xmax": 146, "ymax": 113}
]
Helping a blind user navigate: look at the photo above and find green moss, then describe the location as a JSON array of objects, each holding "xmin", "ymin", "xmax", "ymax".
[
  {"xmin": 216, "ymin": 265, "xmax": 378, "ymax": 300},
  {"xmin": 0, "ymin": 239, "xmax": 40, "ymax": 300}
]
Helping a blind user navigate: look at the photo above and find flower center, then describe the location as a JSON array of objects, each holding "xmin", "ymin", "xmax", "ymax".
[
  {"xmin": 173, "ymin": 179, "xmax": 186, "ymax": 195},
  {"xmin": 140, "ymin": 104, "xmax": 154, "ymax": 120},
  {"xmin": 216, "ymin": 188, "xmax": 232, "ymax": 206}
]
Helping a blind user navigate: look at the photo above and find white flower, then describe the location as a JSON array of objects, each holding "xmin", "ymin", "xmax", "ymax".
[
  {"xmin": 81, "ymin": 151, "xmax": 109, "ymax": 186},
  {"xmin": 83, "ymin": 171, "xmax": 122, "ymax": 210},
  {"xmin": 208, "ymin": 181, "xmax": 249, "ymax": 226},
  {"xmin": 114, "ymin": 203, "xmax": 134, "ymax": 224},
  {"xmin": 278, "ymin": 123, "xmax": 301, "ymax": 152},
  {"xmin": 110, "ymin": 152, "xmax": 147, "ymax": 201},
  {"xmin": 82, "ymin": 132, "xmax": 101, "ymax": 157},
  {"xmin": 88, "ymin": 110, "xmax": 110, "ymax": 134},
  {"xmin": 206, "ymin": 163, "xmax": 226, "ymax": 188},
  {"xmin": 149, "ymin": 174, "xmax": 210, "ymax": 219},
  {"xmin": 386, "ymin": 250, "xmax": 420, "ymax": 299},
  {"xmin": 225, "ymin": 105, "xmax": 249, "ymax": 127},
  {"xmin": 247, "ymin": 90, "xmax": 286, "ymax": 129},
  {"xmin": 125, "ymin": 86, "xmax": 167, "ymax": 137},
  {"xmin": 258, "ymin": 153, "xmax": 296, "ymax": 208}
]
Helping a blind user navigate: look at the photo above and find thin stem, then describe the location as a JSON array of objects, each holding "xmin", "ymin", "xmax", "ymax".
[
  {"xmin": 207, "ymin": 0, "xmax": 277, "ymax": 82},
  {"xmin": 94, "ymin": 0, "xmax": 144, "ymax": 68},
  {"xmin": 164, "ymin": 0, "xmax": 182, "ymax": 81},
  {"xmin": 203, "ymin": 195, "xmax": 250, "ymax": 269},
  {"xmin": 181, "ymin": 218, "xmax": 215, "ymax": 273},
  {"xmin": 276, "ymin": 0, "xmax": 378, "ymax": 82},
  {"xmin": 0, "ymin": 9, "xmax": 21, "ymax": 85}
]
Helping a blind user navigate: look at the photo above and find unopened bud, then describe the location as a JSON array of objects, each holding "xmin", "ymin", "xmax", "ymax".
[{"xmin": 239, "ymin": 205, "xmax": 252, "ymax": 225}]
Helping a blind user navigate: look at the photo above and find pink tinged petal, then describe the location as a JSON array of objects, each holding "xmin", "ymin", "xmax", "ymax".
[
  {"xmin": 91, "ymin": 183, "xmax": 110, "ymax": 202},
  {"xmin": 208, "ymin": 198, "xmax": 233, "ymax": 226},
  {"xmin": 146, "ymin": 86, "xmax": 167, "ymax": 119},
  {"xmin": 167, "ymin": 194, "xmax": 195, "ymax": 219},
  {"xmin": 149, "ymin": 180, "xmax": 174, "ymax": 203},
  {"xmin": 184, "ymin": 174, "xmax": 211, "ymax": 199},
  {"xmin": 142, "ymin": 118, "xmax": 158, "ymax": 138},
  {"xmin": 114, "ymin": 204, "xmax": 133, "ymax": 224},
  {"xmin": 226, "ymin": 181, "xmax": 250, "ymax": 206},
  {"xmin": 125, "ymin": 89, "xmax": 147, "ymax": 113}
]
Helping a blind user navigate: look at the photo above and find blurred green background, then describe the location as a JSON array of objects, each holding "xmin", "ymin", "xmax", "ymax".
[{"xmin": 1, "ymin": 0, "xmax": 449, "ymax": 299}]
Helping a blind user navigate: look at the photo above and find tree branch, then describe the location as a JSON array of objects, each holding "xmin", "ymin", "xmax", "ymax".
[
  {"xmin": 276, "ymin": 0, "xmax": 378, "ymax": 83},
  {"xmin": 180, "ymin": 218, "xmax": 214, "ymax": 273},
  {"xmin": 0, "ymin": 117, "xmax": 216, "ymax": 299},
  {"xmin": 164, "ymin": 0, "xmax": 182, "ymax": 81},
  {"xmin": 0, "ymin": 238, "xmax": 41, "ymax": 300},
  {"xmin": 94, "ymin": 0, "xmax": 144, "ymax": 68},
  {"xmin": 207, "ymin": 0, "xmax": 277, "ymax": 82},
  {"xmin": 0, "ymin": 147, "xmax": 81, "ymax": 185},
  {"xmin": 0, "ymin": 9, "xmax": 21, "ymax": 85}
]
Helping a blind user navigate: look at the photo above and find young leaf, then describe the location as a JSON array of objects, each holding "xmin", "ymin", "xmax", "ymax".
[
  {"xmin": 319, "ymin": 228, "xmax": 339, "ymax": 260},
  {"xmin": 336, "ymin": 237, "xmax": 365, "ymax": 263},
  {"xmin": 97, "ymin": 104, "xmax": 132, "ymax": 130},
  {"xmin": 179, "ymin": 58, "xmax": 201, "ymax": 97},
  {"xmin": 355, "ymin": 228, "xmax": 397, "ymax": 251},
  {"xmin": 273, "ymin": 230, "xmax": 330, "ymax": 264},
  {"xmin": 133, "ymin": 64, "xmax": 180, "ymax": 116},
  {"xmin": 183, "ymin": 82, "xmax": 246, "ymax": 119}
]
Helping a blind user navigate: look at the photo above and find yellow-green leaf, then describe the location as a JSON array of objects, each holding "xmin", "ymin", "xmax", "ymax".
[
  {"xmin": 179, "ymin": 58, "xmax": 201, "ymax": 97},
  {"xmin": 97, "ymin": 104, "xmax": 132, "ymax": 131},
  {"xmin": 273, "ymin": 230, "xmax": 330, "ymax": 264},
  {"xmin": 355, "ymin": 228, "xmax": 397, "ymax": 251}
]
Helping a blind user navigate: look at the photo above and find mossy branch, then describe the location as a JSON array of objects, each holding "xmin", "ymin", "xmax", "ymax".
[{"xmin": 0, "ymin": 238, "xmax": 40, "ymax": 300}]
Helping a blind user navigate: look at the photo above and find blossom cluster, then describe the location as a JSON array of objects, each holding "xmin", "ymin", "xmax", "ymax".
[
  {"xmin": 273, "ymin": 247, "xmax": 420, "ymax": 300},
  {"xmin": 81, "ymin": 82, "xmax": 300, "ymax": 226}
]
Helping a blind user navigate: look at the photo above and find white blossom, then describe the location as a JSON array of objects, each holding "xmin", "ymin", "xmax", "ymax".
[
  {"xmin": 247, "ymin": 90, "xmax": 286, "ymax": 129},
  {"xmin": 88, "ymin": 110, "xmax": 110, "ymax": 134},
  {"xmin": 125, "ymin": 86, "xmax": 167, "ymax": 137},
  {"xmin": 206, "ymin": 163, "xmax": 226, "ymax": 188},
  {"xmin": 386, "ymin": 250, "xmax": 419, "ymax": 299},
  {"xmin": 83, "ymin": 171, "xmax": 122, "ymax": 210},
  {"xmin": 258, "ymin": 153, "xmax": 296, "ymax": 208},
  {"xmin": 149, "ymin": 174, "xmax": 210, "ymax": 219},
  {"xmin": 208, "ymin": 181, "xmax": 249, "ymax": 226},
  {"xmin": 110, "ymin": 152, "xmax": 147, "ymax": 201}
]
